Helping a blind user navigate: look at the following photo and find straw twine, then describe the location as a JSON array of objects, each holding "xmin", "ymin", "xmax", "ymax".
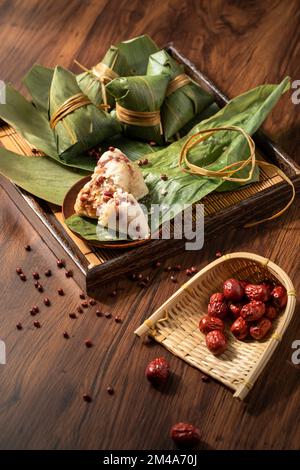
[
  {"xmin": 166, "ymin": 73, "xmax": 191, "ymax": 96},
  {"xmin": 116, "ymin": 103, "xmax": 163, "ymax": 133},
  {"xmin": 179, "ymin": 125, "xmax": 295, "ymax": 227},
  {"xmin": 50, "ymin": 93, "xmax": 91, "ymax": 129}
]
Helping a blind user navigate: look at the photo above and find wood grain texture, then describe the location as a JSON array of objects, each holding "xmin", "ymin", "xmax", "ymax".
[{"xmin": 0, "ymin": 0, "xmax": 299, "ymax": 450}]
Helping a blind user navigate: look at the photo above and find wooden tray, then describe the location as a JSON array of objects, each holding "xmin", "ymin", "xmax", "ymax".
[{"xmin": 1, "ymin": 45, "xmax": 300, "ymax": 297}]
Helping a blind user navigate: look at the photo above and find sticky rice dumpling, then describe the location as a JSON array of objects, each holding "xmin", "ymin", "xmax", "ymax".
[
  {"xmin": 49, "ymin": 66, "xmax": 121, "ymax": 164},
  {"xmin": 76, "ymin": 45, "xmax": 131, "ymax": 109},
  {"xmin": 74, "ymin": 147, "xmax": 148, "ymax": 218},
  {"xmin": 147, "ymin": 50, "xmax": 214, "ymax": 141},
  {"xmin": 106, "ymin": 75, "xmax": 170, "ymax": 144},
  {"xmin": 115, "ymin": 35, "xmax": 159, "ymax": 75},
  {"xmin": 97, "ymin": 188, "xmax": 150, "ymax": 240}
]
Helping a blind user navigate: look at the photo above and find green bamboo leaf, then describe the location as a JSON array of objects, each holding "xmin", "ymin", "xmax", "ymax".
[
  {"xmin": 49, "ymin": 66, "xmax": 121, "ymax": 164},
  {"xmin": 147, "ymin": 50, "xmax": 214, "ymax": 140},
  {"xmin": 107, "ymin": 75, "xmax": 170, "ymax": 144},
  {"xmin": 0, "ymin": 147, "xmax": 88, "ymax": 206},
  {"xmin": 23, "ymin": 64, "xmax": 54, "ymax": 113}
]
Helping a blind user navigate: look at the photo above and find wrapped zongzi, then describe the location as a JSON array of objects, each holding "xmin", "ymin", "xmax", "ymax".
[
  {"xmin": 147, "ymin": 50, "xmax": 214, "ymax": 141},
  {"xmin": 76, "ymin": 45, "xmax": 131, "ymax": 109},
  {"xmin": 49, "ymin": 66, "xmax": 121, "ymax": 164},
  {"xmin": 106, "ymin": 75, "xmax": 170, "ymax": 144},
  {"xmin": 115, "ymin": 35, "xmax": 159, "ymax": 75}
]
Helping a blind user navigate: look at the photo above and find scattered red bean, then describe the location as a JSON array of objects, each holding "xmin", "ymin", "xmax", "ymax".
[
  {"xmin": 81, "ymin": 301, "xmax": 88, "ymax": 308},
  {"xmin": 170, "ymin": 276, "xmax": 177, "ymax": 283},
  {"xmin": 105, "ymin": 312, "xmax": 111, "ymax": 319},
  {"xmin": 89, "ymin": 299, "xmax": 97, "ymax": 306},
  {"xmin": 215, "ymin": 251, "xmax": 222, "ymax": 258},
  {"xmin": 164, "ymin": 266, "xmax": 172, "ymax": 272},
  {"xmin": 25, "ymin": 244, "xmax": 31, "ymax": 251},
  {"xmin": 77, "ymin": 306, "xmax": 84, "ymax": 314},
  {"xmin": 56, "ymin": 259, "xmax": 65, "ymax": 268},
  {"xmin": 138, "ymin": 281, "xmax": 148, "ymax": 288},
  {"xmin": 190, "ymin": 266, "xmax": 198, "ymax": 274},
  {"xmin": 69, "ymin": 313, "xmax": 77, "ymax": 319},
  {"xmin": 20, "ymin": 273, "xmax": 27, "ymax": 281},
  {"xmin": 43, "ymin": 297, "xmax": 51, "ymax": 306},
  {"xmin": 107, "ymin": 386, "xmax": 114, "ymax": 395},
  {"xmin": 142, "ymin": 158, "xmax": 149, "ymax": 165},
  {"xmin": 137, "ymin": 160, "xmax": 143, "ymax": 166},
  {"xmin": 96, "ymin": 310, "xmax": 103, "ymax": 317},
  {"xmin": 32, "ymin": 148, "xmax": 38, "ymax": 154},
  {"xmin": 16, "ymin": 267, "xmax": 23, "ymax": 275},
  {"xmin": 145, "ymin": 357, "xmax": 170, "ymax": 386},
  {"xmin": 57, "ymin": 288, "xmax": 64, "ymax": 296},
  {"xmin": 186, "ymin": 268, "xmax": 192, "ymax": 276},
  {"xmin": 84, "ymin": 340, "xmax": 93, "ymax": 348},
  {"xmin": 16, "ymin": 322, "xmax": 23, "ymax": 330},
  {"xmin": 108, "ymin": 146, "xmax": 115, "ymax": 151},
  {"xmin": 32, "ymin": 272, "xmax": 40, "ymax": 280},
  {"xmin": 115, "ymin": 316, "xmax": 122, "ymax": 323},
  {"xmin": 201, "ymin": 375, "xmax": 210, "ymax": 383},
  {"xmin": 153, "ymin": 261, "xmax": 161, "ymax": 268},
  {"xmin": 65, "ymin": 270, "xmax": 73, "ymax": 278},
  {"xmin": 137, "ymin": 273, "xmax": 143, "ymax": 280},
  {"xmin": 173, "ymin": 264, "xmax": 181, "ymax": 271},
  {"xmin": 128, "ymin": 273, "xmax": 137, "ymax": 281},
  {"xmin": 110, "ymin": 290, "xmax": 117, "ymax": 297},
  {"xmin": 79, "ymin": 292, "xmax": 86, "ymax": 299},
  {"xmin": 160, "ymin": 174, "xmax": 168, "ymax": 181},
  {"xmin": 170, "ymin": 422, "xmax": 200, "ymax": 448},
  {"xmin": 149, "ymin": 141, "xmax": 156, "ymax": 146},
  {"xmin": 63, "ymin": 331, "xmax": 70, "ymax": 339},
  {"xmin": 38, "ymin": 285, "xmax": 44, "ymax": 293},
  {"xmin": 32, "ymin": 305, "xmax": 39, "ymax": 314},
  {"xmin": 34, "ymin": 281, "xmax": 39, "ymax": 288},
  {"xmin": 33, "ymin": 321, "xmax": 41, "ymax": 328},
  {"xmin": 44, "ymin": 269, "xmax": 52, "ymax": 277},
  {"xmin": 83, "ymin": 394, "xmax": 92, "ymax": 403}
]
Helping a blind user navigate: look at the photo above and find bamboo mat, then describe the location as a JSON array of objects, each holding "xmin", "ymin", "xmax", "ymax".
[{"xmin": 0, "ymin": 124, "xmax": 283, "ymax": 266}]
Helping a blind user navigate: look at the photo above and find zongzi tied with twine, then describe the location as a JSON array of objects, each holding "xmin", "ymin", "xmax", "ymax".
[
  {"xmin": 106, "ymin": 75, "xmax": 170, "ymax": 144},
  {"xmin": 147, "ymin": 50, "xmax": 214, "ymax": 141},
  {"xmin": 49, "ymin": 66, "xmax": 121, "ymax": 164},
  {"xmin": 115, "ymin": 34, "xmax": 159, "ymax": 75},
  {"xmin": 179, "ymin": 125, "xmax": 295, "ymax": 226},
  {"xmin": 75, "ymin": 45, "xmax": 131, "ymax": 109}
]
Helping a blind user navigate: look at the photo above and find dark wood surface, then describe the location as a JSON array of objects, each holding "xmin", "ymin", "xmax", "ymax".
[{"xmin": 0, "ymin": 0, "xmax": 299, "ymax": 450}]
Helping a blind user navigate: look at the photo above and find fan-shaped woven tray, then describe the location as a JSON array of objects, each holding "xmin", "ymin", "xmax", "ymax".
[{"xmin": 135, "ymin": 252, "xmax": 296, "ymax": 399}]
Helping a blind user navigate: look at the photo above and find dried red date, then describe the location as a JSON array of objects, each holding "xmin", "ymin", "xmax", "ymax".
[
  {"xmin": 199, "ymin": 315, "xmax": 225, "ymax": 335},
  {"xmin": 271, "ymin": 285, "xmax": 287, "ymax": 309},
  {"xmin": 170, "ymin": 422, "xmax": 200, "ymax": 448},
  {"xmin": 265, "ymin": 304, "xmax": 278, "ymax": 320},
  {"xmin": 240, "ymin": 301, "xmax": 265, "ymax": 322},
  {"xmin": 229, "ymin": 302, "xmax": 244, "ymax": 318},
  {"xmin": 205, "ymin": 330, "xmax": 227, "ymax": 355},
  {"xmin": 223, "ymin": 278, "xmax": 244, "ymax": 301},
  {"xmin": 145, "ymin": 357, "xmax": 170, "ymax": 386},
  {"xmin": 250, "ymin": 318, "xmax": 272, "ymax": 340},
  {"xmin": 208, "ymin": 300, "xmax": 228, "ymax": 319},
  {"xmin": 230, "ymin": 317, "xmax": 249, "ymax": 340},
  {"xmin": 209, "ymin": 292, "xmax": 225, "ymax": 303},
  {"xmin": 245, "ymin": 283, "xmax": 271, "ymax": 302}
]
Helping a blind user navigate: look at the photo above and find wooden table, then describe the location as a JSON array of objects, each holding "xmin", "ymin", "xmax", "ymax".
[{"xmin": 0, "ymin": 0, "xmax": 299, "ymax": 450}]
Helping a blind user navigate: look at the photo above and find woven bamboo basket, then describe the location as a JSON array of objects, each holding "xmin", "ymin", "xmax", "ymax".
[{"xmin": 134, "ymin": 252, "xmax": 296, "ymax": 399}]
